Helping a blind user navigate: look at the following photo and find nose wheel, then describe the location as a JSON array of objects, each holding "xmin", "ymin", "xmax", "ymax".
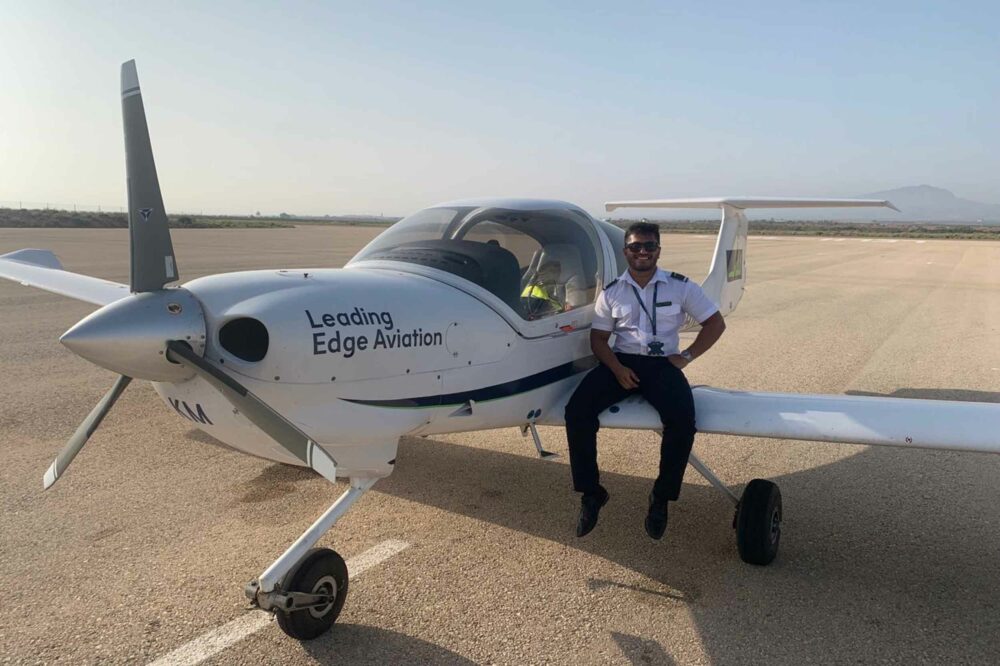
[
  {"xmin": 274, "ymin": 547, "xmax": 349, "ymax": 640},
  {"xmin": 246, "ymin": 477, "xmax": 377, "ymax": 640}
]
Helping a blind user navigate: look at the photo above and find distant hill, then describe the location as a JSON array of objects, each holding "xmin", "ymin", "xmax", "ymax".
[{"xmin": 856, "ymin": 185, "xmax": 1000, "ymax": 223}]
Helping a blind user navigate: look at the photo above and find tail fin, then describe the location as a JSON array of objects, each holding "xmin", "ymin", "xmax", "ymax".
[
  {"xmin": 121, "ymin": 60, "xmax": 178, "ymax": 292},
  {"xmin": 604, "ymin": 197, "xmax": 898, "ymax": 317}
]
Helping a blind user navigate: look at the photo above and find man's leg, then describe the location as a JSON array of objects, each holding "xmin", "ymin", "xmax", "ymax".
[
  {"xmin": 637, "ymin": 360, "xmax": 697, "ymax": 502},
  {"xmin": 564, "ymin": 361, "xmax": 632, "ymax": 496}
]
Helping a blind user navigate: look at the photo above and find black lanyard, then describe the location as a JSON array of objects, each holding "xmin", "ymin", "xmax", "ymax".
[{"xmin": 630, "ymin": 282, "xmax": 658, "ymax": 337}]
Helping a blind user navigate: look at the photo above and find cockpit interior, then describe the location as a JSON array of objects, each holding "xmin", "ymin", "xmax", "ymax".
[{"xmin": 350, "ymin": 203, "xmax": 607, "ymax": 321}]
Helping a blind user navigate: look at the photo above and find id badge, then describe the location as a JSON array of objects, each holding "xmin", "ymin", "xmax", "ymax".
[{"xmin": 647, "ymin": 340, "xmax": 665, "ymax": 356}]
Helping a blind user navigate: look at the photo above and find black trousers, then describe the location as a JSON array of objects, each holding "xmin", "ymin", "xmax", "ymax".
[{"xmin": 565, "ymin": 353, "xmax": 697, "ymax": 501}]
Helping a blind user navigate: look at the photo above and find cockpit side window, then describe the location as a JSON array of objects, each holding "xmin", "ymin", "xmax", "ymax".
[{"xmin": 350, "ymin": 206, "xmax": 602, "ymax": 321}]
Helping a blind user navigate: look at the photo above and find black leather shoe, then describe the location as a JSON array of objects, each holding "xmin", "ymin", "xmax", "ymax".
[
  {"xmin": 576, "ymin": 488, "xmax": 610, "ymax": 537},
  {"xmin": 645, "ymin": 494, "xmax": 669, "ymax": 540}
]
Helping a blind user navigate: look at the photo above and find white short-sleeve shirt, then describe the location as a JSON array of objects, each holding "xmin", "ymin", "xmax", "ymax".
[{"xmin": 592, "ymin": 268, "xmax": 719, "ymax": 356}]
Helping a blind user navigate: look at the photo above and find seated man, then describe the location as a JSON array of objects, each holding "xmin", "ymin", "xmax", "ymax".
[
  {"xmin": 521, "ymin": 260, "xmax": 564, "ymax": 319},
  {"xmin": 538, "ymin": 244, "xmax": 589, "ymax": 313}
]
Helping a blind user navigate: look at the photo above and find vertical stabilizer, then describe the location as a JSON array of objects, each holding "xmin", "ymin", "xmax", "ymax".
[
  {"xmin": 121, "ymin": 60, "xmax": 178, "ymax": 292},
  {"xmin": 700, "ymin": 205, "xmax": 747, "ymax": 316}
]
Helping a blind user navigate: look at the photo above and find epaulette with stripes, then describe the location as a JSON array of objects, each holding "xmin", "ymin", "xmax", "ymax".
[
  {"xmin": 605, "ymin": 278, "xmax": 619, "ymax": 288},
  {"xmin": 669, "ymin": 271, "xmax": 689, "ymax": 282}
]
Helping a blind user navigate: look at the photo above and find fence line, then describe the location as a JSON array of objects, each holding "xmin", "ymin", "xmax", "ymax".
[{"xmin": 0, "ymin": 200, "xmax": 226, "ymax": 216}]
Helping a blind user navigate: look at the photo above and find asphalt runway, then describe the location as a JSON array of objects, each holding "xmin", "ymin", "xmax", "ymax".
[{"xmin": 1, "ymin": 227, "xmax": 998, "ymax": 665}]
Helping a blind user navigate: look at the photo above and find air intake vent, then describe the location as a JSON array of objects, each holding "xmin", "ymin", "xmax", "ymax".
[{"xmin": 219, "ymin": 318, "xmax": 269, "ymax": 362}]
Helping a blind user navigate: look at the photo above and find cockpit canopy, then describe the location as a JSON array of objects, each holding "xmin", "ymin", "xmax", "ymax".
[{"xmin": 349, "ymin": 202, "xmax": 603, "ymax": 321}]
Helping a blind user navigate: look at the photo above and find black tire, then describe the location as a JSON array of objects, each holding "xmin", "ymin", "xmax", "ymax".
[
  {"xmin": 275, "ymin": 547, "xmax": 349, "ymax": 640},
  {"xmin": 736, "ymin": 479, "xmax": 782, "ymax": 566}
]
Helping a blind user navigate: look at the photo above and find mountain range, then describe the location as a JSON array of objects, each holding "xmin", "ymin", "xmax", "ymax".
[{"xmin": 854, "ymin": 186, "xmax": 1000, "ymax": 223}]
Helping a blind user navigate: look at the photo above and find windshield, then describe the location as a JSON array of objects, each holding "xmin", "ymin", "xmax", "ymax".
[{"xmin": 350, "ymin": 205, "xmax": 601, "ymax": 320}]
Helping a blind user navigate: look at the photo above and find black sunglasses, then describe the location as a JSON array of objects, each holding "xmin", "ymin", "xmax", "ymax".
[{"xmin": 625, "ymin": 241, "xmax": 660, "ymax": 253}]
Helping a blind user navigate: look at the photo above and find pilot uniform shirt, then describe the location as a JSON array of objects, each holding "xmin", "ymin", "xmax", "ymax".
[{"xmin": 592, "ymin": 268, "xmax": 719, "ymax": 357}]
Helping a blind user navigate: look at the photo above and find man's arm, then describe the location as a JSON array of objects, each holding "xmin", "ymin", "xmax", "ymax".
[
  {"xmin": 669, "ymin": 311, "xmax": 726, "ymax": 370},
  {"xmin": 591, "ymin": 329, "xmax": 640, "ymax": 389}
]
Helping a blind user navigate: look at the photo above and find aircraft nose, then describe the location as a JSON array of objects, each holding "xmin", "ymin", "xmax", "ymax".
[{"xmin": 60, "ymin": 289, "xmax": 207, "ymax": 381}]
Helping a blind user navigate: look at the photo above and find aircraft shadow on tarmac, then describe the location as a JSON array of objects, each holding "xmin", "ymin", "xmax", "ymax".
[
  {"xmin": 301, "ymin": 624, "xmax": 673, "ymax": 665},
  {"xmin": 361, "ymin": 433, "xmax": 1000, "ymax": 663},
  {"xmin": 301, "ymin": 624, "xmax": 475, "ymax": 665},
  {"xmin": 846, "ymin": 387, "xmax": 1000, "ymax": 403},
  {"xmin": 610, "ymin": 631, "xmax": 677, "ymax": 666}
]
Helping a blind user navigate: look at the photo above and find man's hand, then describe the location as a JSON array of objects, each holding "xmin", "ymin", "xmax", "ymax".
[
  {"xmin": 612, "ymin": 364, "xmax": 640, "ymax": 389},
  {"xmin": 591, "ymin": 329, "xmax": 639, "ymax": 389},
  {"xmin": 668, "ymin": 354, "xmax": 690, "ymax": 370}
]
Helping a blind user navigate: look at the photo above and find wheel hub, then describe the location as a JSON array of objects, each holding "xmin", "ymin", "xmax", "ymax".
[{"xmin": 307, "ymin": 575, "xmax": 338, "ymax": 619}]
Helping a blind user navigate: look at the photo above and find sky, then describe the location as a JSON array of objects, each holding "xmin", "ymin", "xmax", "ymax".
[{"xmin": 1, "ymin": 1, "xmax": 997, "ymax": 218}]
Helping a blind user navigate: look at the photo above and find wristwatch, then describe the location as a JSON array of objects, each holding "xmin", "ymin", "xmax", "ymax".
[{"xmin": 680, "ymin": 350, "xmax": 694, "ymax": 363}]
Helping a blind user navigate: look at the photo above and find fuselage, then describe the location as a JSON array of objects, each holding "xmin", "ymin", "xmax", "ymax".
[{"xmin": 151, "ymin": 199, "xmax": 625, "ymax": 478}]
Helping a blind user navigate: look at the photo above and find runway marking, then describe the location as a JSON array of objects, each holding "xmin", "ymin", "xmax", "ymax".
[{"xmin": 147, "ymin": 539, "xmax": 410, "ymax": 666}]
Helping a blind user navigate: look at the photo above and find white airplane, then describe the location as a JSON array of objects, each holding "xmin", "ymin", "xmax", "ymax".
[{"xmin": 3, "ymin": 61, "xmax": 1000, "ymax": 640}]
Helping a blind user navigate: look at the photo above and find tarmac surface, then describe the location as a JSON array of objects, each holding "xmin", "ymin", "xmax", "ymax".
[{"xmin": 1, "ymin": 227, "xmax": 999, "ymax": 665}]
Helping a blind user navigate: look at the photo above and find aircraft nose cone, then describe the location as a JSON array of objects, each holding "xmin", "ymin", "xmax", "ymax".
[{"xmin": 61, "ymin": 289, "xmax": 207, "ymax": 381}]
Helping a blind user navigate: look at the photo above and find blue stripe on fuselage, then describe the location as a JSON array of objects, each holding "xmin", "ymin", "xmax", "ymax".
[{"xmin": 341, "ymin": 356, "xmax": 598, "ymax": 408}]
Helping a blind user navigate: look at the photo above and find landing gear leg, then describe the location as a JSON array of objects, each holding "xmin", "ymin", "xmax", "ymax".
[
  {"xmin": 688, "ymin": 452, "xmax": 740, "ymax": 506},
  {"xmin": 521, "ymin": 422, "xmax": 558, "ymax": 459},
  {"xmin": 245, "ymin": 477, "xmax": 377, "ymax": 639}
]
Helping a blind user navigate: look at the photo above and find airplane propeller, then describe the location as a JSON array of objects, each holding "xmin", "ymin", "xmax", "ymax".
[{"xmin": 42, "ymin": 61, "xmax": 337, "ymax": 489}]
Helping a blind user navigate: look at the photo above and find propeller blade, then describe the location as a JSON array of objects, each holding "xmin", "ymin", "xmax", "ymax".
[
  {"xmin": 43, "ymin": 375, "xmax": 133, "ymax": 489},
  {"xmin": 164, "ymin": 341, "xmax": 337, "ymax": 482},
  {"xmin": 121, "ymin": 60, "xmax": 179, "ymax": 292}
]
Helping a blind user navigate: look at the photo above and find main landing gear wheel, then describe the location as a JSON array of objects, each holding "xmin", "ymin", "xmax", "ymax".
[
  {"xmin": 735, "ymin": 479, "xmax": 782, "ymax": 566},
  {"xmin": 275, "ymin": 547, "xmax": 349, "ymax": 640}
]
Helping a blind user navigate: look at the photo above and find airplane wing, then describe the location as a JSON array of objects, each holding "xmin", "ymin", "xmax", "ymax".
[
  {"xmin": 0, "ymin": 249, "xmax": 130, "ymax": 306},
  {"xmin": 540, "ymin": 386, "xmax": 1000, "ymax": 454}
]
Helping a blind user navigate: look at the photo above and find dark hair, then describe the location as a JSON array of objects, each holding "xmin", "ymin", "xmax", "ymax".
[{"xmin": 624, "ymin": 222, "xmax": 660, "ymax": 244}]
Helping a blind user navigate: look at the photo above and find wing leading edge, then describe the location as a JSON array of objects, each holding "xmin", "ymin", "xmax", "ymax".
[
  {"xmin": 0, "ymin": 249, "xmax": 129, "ymax": 306},
  {"xmin": 539, "ymin": 387, "xmax": 1000, "ymax": 455}
]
